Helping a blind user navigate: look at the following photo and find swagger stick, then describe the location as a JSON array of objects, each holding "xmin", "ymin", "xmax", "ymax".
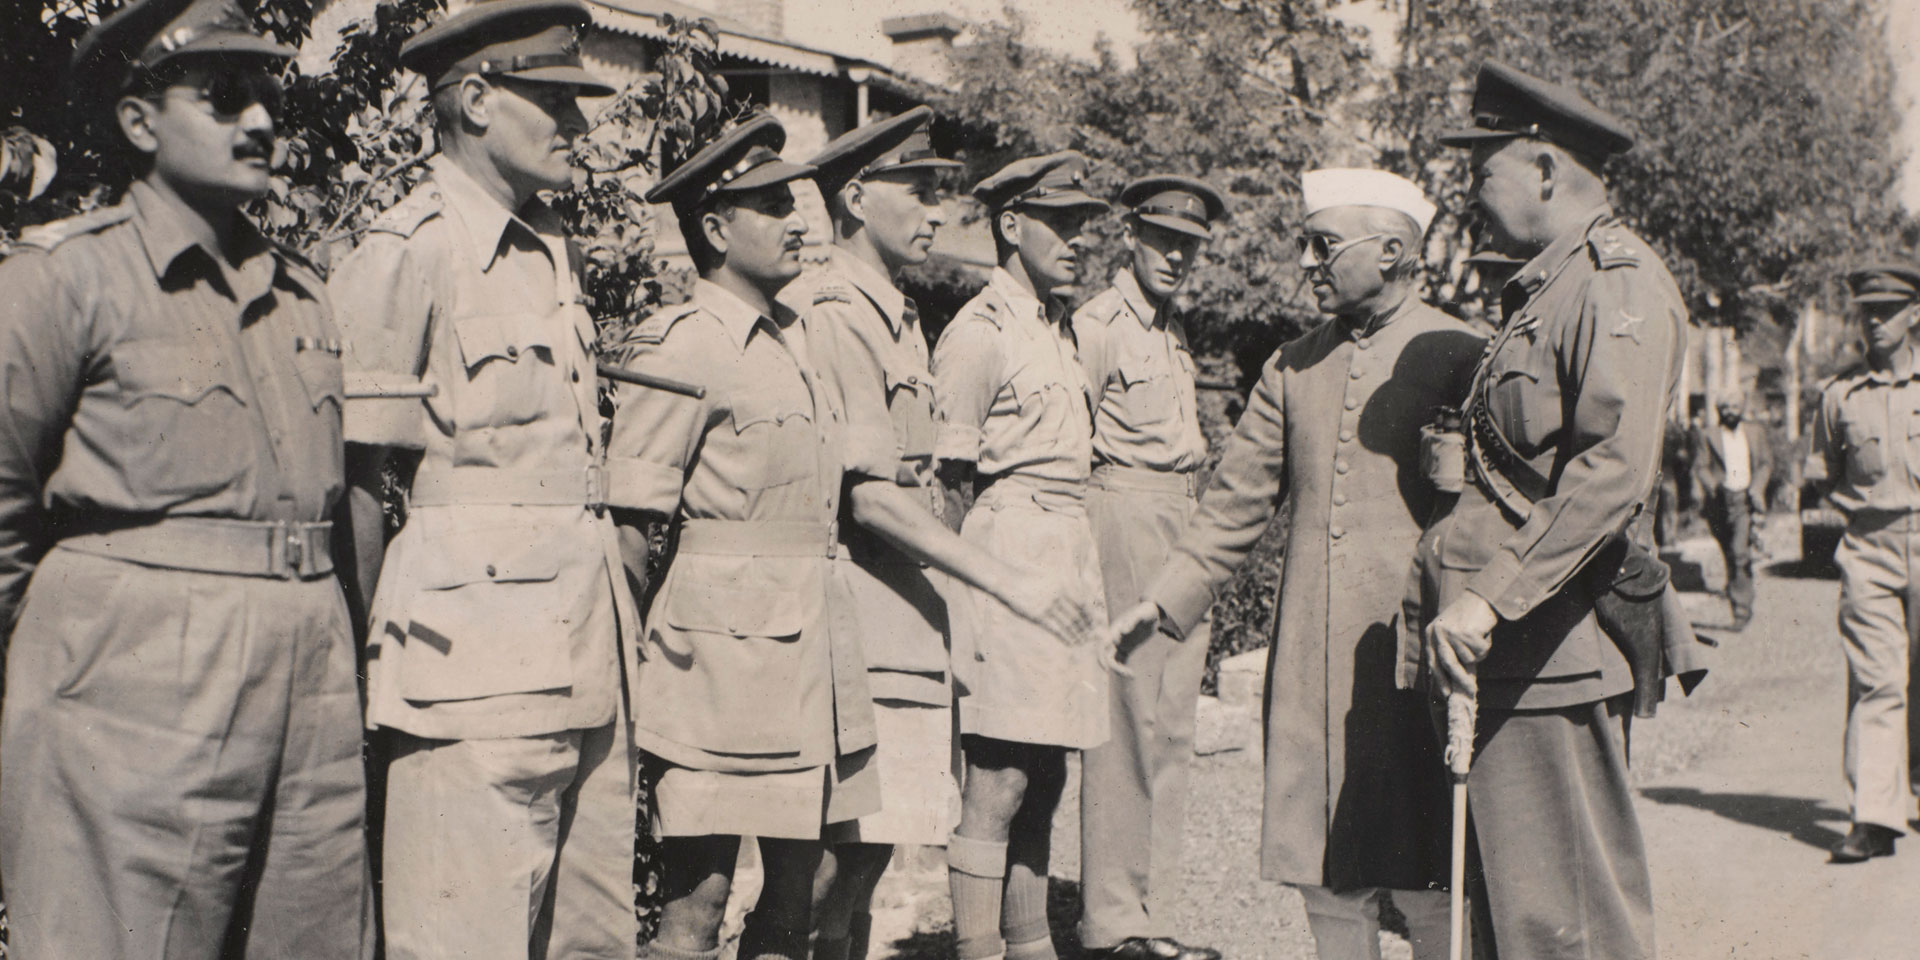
[{"xmin": 1446, "ymin": 676, "xmax": 1477, "ymax": 960}]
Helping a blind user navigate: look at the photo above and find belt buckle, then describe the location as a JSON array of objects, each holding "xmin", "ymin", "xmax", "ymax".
[{"xmin": 284, "ymin": 526, "xmax": 305, "ymax": 579}]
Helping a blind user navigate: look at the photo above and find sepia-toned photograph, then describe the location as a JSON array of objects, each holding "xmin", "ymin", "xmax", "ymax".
[{"xmin": 0, "ymin": 1, "xmax": 1914, "ymax": 957}]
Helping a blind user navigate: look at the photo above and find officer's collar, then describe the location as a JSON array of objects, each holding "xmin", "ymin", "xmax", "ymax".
[
  {"xmin": 128, "ymin": 180, "xmax": 288, "ymax": 302},
  {"xmin": 1864, "ymin": 341, "xmax": 1920, "ymax": 385},
  {"xmin": 988, "ymin": 266, "xmax": 1062, "ymax": 327},
  {"xmin": 831, "ymin": 246, "xmax": 910, "ymax": 334},
  {"xmin": 1507, "ymin": 205, "xmax": 1614, "ymax": 299},
  {"xmin": 693, "ymin": 277, "xmax": 787, "ymax": 353},
  {"xmin": 1114, "ymin": 268, "xmax": 1162, "ymax": 330},
  {"xmin": 431, "ymin": 155, "xmax": 559, "ymax": 273}
]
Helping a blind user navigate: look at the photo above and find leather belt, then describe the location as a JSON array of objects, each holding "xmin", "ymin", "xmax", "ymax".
[
  {"xmin": 1090, "ymin": 463, "xmax": 1200, "ymax": 497},
  {"xmin": 410, "ymin": 465, "xmax": 608, "ymax": 508},
  {"xmin": 676, "ymin": 519, "xmax": 836, "ymax": 558},
  {"xmin": 59, "ymin": 518, "xmax": 334, "ymax": 580}
]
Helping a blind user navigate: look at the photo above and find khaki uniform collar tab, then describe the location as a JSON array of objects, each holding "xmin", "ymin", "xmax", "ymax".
[
  {"xmin": 694, "ymin": 278, "xmax": 779, "ymax": 353},
  {"xmin": 1511, "ymin": 205, "xmax": 1613, "ymax": 297},
  {"xmin": 1114, "ymin": 268, "xmax": 1160, "ymax": 329},
  {"xmin": 988, "ymin": 266, "xmax": 1052, "ymax": 326},
  {"xmin": 128, "ymin": 180, "xmax": 281, "ymax": 291},
  {"xmin": 431, "ymin": 156, "xmax": 550, "ymax": 272},
  {"xmin": 833, "ymin": 248, "xmax": 909, "ymax": 333}
]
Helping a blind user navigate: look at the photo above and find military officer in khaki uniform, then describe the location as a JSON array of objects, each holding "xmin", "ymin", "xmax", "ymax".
[
  {"xmin": 783, "ymin": 109, "xmax": 1096, "ymax": 960},
  {"xmin": 1420, "ymin": 63, "xmax": 1686, "ymax": 959},
  {"xmin": 331, "ymin": 3, "xmax": 638, "ymax": 956},
  {"xmin": 607, "ymin": 115, "xmax": 876, "ymax": 960},
  {"xmin": 934, "ymin": 151, "xmax": 1112, "ymax": 960},
  {"xmin": 1112, "ymin": 169, "xmax": 1480, "ymax": 960},
  {"xmin": 1074, "ymin": 174, "xmax": 1224, "ymax": 960},
  {"xmin": 1811, "ymin": 264, "xmax": 1920, "ymax": 863},
  {"xmin": 0, "ymin": 1, "xmax": 371, "ymax": 955}
]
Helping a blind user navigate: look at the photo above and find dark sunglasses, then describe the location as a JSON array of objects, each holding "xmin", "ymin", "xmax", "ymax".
[{"xmin": 168, "ymin": 69, "xmax": 286, "ymax": 120}]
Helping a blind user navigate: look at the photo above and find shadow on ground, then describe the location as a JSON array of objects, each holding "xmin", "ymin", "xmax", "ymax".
[
  {"xmin": 1764, "ymin": 557, "xmax": 1839, "ymax": 580},
  {"xmin": 1639, "ymin": 787, "xmax": 1849, "ymax": 852}
]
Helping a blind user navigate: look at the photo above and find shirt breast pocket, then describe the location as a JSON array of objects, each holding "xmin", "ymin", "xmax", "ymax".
[
  {"xmin": 292, "ymin": 343, "xmax": 345, "ymax": 416},
  {"xmin": 1485, "ymin": 352, "xmax": 1543, "ymax": 452},
  {"xmin": 1010, "ymin": 365, "xmax": 1073, "ymax": 446},
  {"xmin": 113, "ymin": 341, "xmax": 251, "ymax": 500},
  {"xmin": 1117, "ymin": 357, "xmax": 1174, "ymax": 426},
  {"xmin": 450, "ymin": 311, "xmax": 557, "ymax": 430},
  {"xmin": 1844, "ymin": 420, "xmax": 1887, "ymax": 486},
  {"xmin": 730, "ymin": 389, "xmax": 815, "ymax": 489}
]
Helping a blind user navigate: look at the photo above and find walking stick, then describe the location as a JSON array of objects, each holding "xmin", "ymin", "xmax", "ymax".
[{"xmin": 1446, "ymin": 675, "xmax": 1477, "ymax": 960}]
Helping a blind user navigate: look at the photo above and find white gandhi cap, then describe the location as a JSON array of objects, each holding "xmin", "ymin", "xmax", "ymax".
[{"xmin": 1300, "ymin": 168, "xmax": 1438, "ymax": 236}]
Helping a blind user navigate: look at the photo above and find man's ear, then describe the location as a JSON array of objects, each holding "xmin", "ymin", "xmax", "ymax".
[
  {"xmin": 1534, "ymin": 147, "xmax": 1557, "ymax": 201},
  {"xmin": 457, "ymin": 75, "xmax": 493, "ymax": 132},
  {"xmin": 1120, "ymin": 215, "xmax": 1139, "ymax": 253},
  {"xmin": 116, "ymin": 96, "xmax": 161, "ymax": 155},
  {"xmin": 1377, "ymin": 236, "xmax": 1405, "ymax": 274},
  {"xmin": 700, "ymin": 209, "xmax": 731, "ymax": 258},
  {"xmin": 841, "ymin": 180, "xmax": 869, "ymax": 228},
  {"xmin": 998, "ymin": 209, "xmax": 1023, "ymax": 251}
]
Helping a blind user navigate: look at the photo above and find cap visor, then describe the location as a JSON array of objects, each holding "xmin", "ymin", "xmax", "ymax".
[
  {"xmin": 1437, "ymin": 127, "xmax": 1523, "ymax": 148},
  {"xmin": 165, "ymin": 33, "xmax": 299, "ymax": 62},
  {"xmin": 884, "ymin": 158, "xmax": 964, "ymax": 173},
  {"xmin": 720, "ymin": 159, "xmax": 819, "ymax": 193},
  {"xmin": 1852, "ymin": 293, "xmax": 1916, "ymax": 304},
  {"xmin": 503, "ymin": 64, "xmax": 617, "ymax": 97},
  {"xmin": 1020, "ymin": 191, "xmax": 1110, "ymax": 212},
  {"xmin": 1136, "ymin": 212, "xmax": 1212, "ymax": 240}
]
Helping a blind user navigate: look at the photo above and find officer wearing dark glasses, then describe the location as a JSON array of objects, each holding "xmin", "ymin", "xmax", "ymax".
[{"xmin": 0, "ymin": 1, "xmax": 372, "ymax": 957}]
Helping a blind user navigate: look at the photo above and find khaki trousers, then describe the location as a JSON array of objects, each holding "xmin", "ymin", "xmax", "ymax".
[
  {"xmin": 1835, "ymin": 514, "xmax": 1920, "ymax": 831},
  {"xmin": 1080, "ymin": 481, "xmax": 1209, "ymax": 948},
  {"xmin": 0, "ymin": 548, "xmax": 372, "ymax": 959},
  {"xmin": 382, "ymin": 721, "xmax": 637, "ymax": 960},
  {"xmin": 1295, "ymin": 884, "xmax": 1449, "ymax": 960}
]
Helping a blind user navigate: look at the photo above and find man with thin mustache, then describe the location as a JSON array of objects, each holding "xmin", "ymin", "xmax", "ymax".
[
  {"xmin": 0, "ymin": 0, "xmax": 371, "ymax": 955},
  {"xmin": 782, "ymin": 108, "xmax": 1097, "ymax": 960},
  {"xmin": 934, "ymin": 150, "xmax": 1112, "ymax": 960},
  {"xmin": 1073, "ymin": 174, "xmax": 1225, "ymax": 960},
  {"xmin": 329, "ymin": 1, "xmax": 639, "ymax": 956},
  {"xmin": 608, "ymin": 114, "xmax": 878, "ymax": 960}
]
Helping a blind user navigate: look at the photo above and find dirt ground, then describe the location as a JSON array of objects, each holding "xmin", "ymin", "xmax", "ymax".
[{"xmin": 726, "ymin": 518, "xmax": 1916, "ymax": 960}]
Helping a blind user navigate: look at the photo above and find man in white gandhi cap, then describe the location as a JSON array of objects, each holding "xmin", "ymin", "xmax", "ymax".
[{"xmin": 1109, "ymin": 168, "xmax": 1485, "ymax": 959}]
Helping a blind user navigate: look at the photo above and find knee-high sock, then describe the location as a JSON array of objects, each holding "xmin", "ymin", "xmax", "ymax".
[
  {"xmin": 1000, "ymin": 862, "xmax": 1053, "ymax": 960},
  {"xmin": 949, "ymin": 836, "xmax": 1009, "ymax": 960}
]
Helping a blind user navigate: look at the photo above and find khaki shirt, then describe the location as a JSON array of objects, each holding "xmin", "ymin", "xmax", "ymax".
[
  {"xmin": 1075, "ymin": 269, "xmax": 1207, "ymax": 474},
  {"xmin": 781, "ymin": 251, "xmax": 950, "ymax": 700},
  {"xmin": 1815, "ymin": 343, "xmax": 1920, "ymax": 518},
  {"xmin": 933, "ymin": 267, "xmax": 1094, "ymax": 484},
  {"xmin": 0, "ymin": 182, "xmax": 343, "ymax": 630},
  {"xmin": 608, "ymin": 279, "xmax": 874, "ymax": 772},
  {"xmin": 333, "ymin": 158, "xmax": 629, "ymax": 741}
]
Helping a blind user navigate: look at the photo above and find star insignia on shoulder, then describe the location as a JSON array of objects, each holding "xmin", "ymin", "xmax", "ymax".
[{"xmin": 1612, "ymin": 311, "xmax": 1646, "ymax": 344}]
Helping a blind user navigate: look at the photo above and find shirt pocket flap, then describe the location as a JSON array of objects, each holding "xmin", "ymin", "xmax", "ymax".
[
  {"xmin": 116, "ymin": 342, "xmax": 242, "ymax": 405},
  {"xmin": 884, "ymin": 369, "xmax": 937, "ymax": 458},
  {"xmin": 1118, "ymin": 356, "xmax": 1162, "ymax": 388},
  {"xmin": 292, "ymin": 348, "xmax": 345, "ymax": 412},
  {"xmin": 730, "ymin": 388, "xmax": 813, "ymax": 434},
  {"xmin": 452, "ymin": 312, "xmax": 554, "ymax": 370},
  {"xmin": 418, "ymin": 530, "xmax": 565, "ymax": 589},
  {"xmin": 662, "ymin": 555, "xmax": 822, "ymax": 638}
]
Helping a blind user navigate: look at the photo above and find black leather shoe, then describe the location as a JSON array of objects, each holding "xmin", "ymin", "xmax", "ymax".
[
  {"xmin": 1149, "ymin": 938, "xmax": 1222, "ymax": 960},
  {"xmin": 1831, "ymin": 823, "xmax": 1898, "ymax": 863}
]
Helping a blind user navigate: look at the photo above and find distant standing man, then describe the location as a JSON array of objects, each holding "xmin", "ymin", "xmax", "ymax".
[
  {"xmin": 1111, "ymin": 169, "xmax": 1483, "ymax": 960},
  {"xmin": 784, "ymin": 109, "xmax": 1096, "ymax": 960},
  {"xmin": 330, "ymin": 2, "xmax": 639, "ymax": 956},
  {"xmin": 1692, "ymin": 394, "xmax": 1772, "ymax": 627},
  {"xmin": 609, "ymin": 115, "xmax": 875, "ymax": 960},
  {"xmin": 934, "ymin": 151, "xmax": 1112, "ymax": 960},
  {"xmin": 1074, "ymin": 174, "xmax": 1224, "ymax": 960},
  {"xmin": 0, "ymin": 1, "xmax": 371, "ymax": 955},
  {"xmin": 1422, "ymin": 63, "xmax": 1686, "ymax": 959},
  {"xmin": 1810, "ymin": 263, "xmax": 1920, "ymax": 863}
]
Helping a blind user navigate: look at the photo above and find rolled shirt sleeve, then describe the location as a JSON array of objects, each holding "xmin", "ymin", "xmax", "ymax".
[
  {"xmin": 1465, "ymin": 268, "xmax": 1683, "ymax": 620},
  {"xmin": 932, "ymin": 316, "xmax": 1000, "ymax": 464},
  {"xmin": 606, "ymin": 332, "xmax": 713, "ymax": 516},
  {"xmin": 1149, "ymin": 349, "xmax": 1291, "ymax": 636},
  {"xmin": 0, "ymin": 255, "xmax": 87, "ymax": 632},
  {"xmin": 330, "ymin": 234, "xmax": 435, "ymax": 450}
]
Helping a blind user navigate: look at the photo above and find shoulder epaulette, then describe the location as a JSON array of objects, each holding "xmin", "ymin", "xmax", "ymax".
[
  {"xmin": 811, "ymin": 276, "xmax": 857, "ymax": 306},
  {"xmin": 366, "ymin": 186, "xmax": 444, "ymax": 238},
  {"xmin": 623, "ymin": 302, "xmax": 703, "ymax": 347},
  {"xmin": 1075, "ymin": 286, "xmax": 1127, "ymax": 326},
  {"xmin": 1825, "ymin": 365, "xmax": 1868, "ymax": 393},
  {"xmin": 958, "ymin": 295, "xmax": 1006, "ymax": 330},
  {"xmin": 1588, "ymin": 226, "xmax": 1643, "ymax": 270},
  {"xmin": 16, "ymin": 203, "xmax": 133, "ymax": 251}
]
